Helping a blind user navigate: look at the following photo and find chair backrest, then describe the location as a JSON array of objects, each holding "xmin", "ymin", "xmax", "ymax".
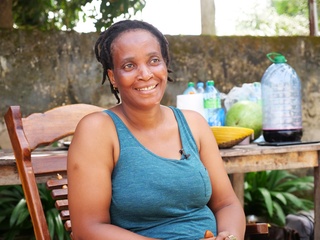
[{"xmin": 4, "ymin": 104, "xmax": 104, "ymax": 240}]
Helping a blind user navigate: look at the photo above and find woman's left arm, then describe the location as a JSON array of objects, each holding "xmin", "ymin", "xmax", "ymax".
[{"xmin": 184, "ymin": 111, "xmax": 246, "ymax": 240}]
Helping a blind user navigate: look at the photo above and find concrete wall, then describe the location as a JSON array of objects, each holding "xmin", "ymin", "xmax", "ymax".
[{"xmin": 1, "ymin": 30, "xmax": 320, "ymax": 149}]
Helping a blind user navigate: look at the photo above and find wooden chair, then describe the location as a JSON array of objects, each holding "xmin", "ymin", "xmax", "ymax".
[
  {"xmin": 4, "ymin": 104, "xmax": 269, "ymax": 240},
  {"xmin": 4, "ymin": 104, "xmax": 104, "ymax": 239}
]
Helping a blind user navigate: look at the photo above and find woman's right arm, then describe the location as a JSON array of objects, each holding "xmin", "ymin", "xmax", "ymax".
[{"xmin": 67, "ymin": 111, "xmax": 157, "ymax": 240}]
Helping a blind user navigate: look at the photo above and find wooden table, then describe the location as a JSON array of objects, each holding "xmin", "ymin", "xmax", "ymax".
[{"xmin": 1, "ymin": 143, "xmax": 320, "ymax": 238}]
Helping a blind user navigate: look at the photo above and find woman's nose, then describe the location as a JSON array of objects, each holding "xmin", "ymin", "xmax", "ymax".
[{"xmin": 138, "ymin": 65, "xmax": 153, "ymax": 80}]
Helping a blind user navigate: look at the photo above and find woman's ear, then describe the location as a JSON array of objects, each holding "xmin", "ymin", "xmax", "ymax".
[{"xmin": 107, "ymin": 69, "xmax": 117, "ymax": 88}]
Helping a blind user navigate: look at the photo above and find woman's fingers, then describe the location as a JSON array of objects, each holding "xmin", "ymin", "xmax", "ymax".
[{"xmin": 204, "ymin": 230, "xmax": 214, "ymax": 238}]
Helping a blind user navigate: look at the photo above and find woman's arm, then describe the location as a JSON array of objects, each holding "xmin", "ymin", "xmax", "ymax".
[
  {"xmin": 67, "ymin": 112, "xmax": 157, "ymax": 240},
  {"xmin": 184, "ymin": 110, "xmax": 246, "ymax": 240}
]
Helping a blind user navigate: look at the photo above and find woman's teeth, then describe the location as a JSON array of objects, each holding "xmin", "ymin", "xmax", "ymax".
[{"xmin": 137, "ymin": 85, "xmax": 156, "ymax": 91}]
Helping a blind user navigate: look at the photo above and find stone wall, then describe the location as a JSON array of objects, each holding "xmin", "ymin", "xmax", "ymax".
[{"xmin": 1, "ymin": 30, "xmax": 320, "ymax": 149}]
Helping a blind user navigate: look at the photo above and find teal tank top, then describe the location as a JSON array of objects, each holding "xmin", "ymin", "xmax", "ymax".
[{"xmin": 105, "ymin": 106, "xmax": 217, "ymax": 239}]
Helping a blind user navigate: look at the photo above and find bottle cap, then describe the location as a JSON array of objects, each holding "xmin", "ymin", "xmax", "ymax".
[
  {"xmin": 266, "ymin": 52, "xmax": 287, "ymax": 63},
  {"xmin": 197, "ymin": 82, "xmax": 204, "ymax": 87},
  {"xmin": 207, "ymin": 80, "xmax": 214, "ymax": 86}
]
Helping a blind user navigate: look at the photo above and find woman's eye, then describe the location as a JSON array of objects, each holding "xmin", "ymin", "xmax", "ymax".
[
  {"xmin": 150, "ymin": 58, "xmax": 160, "ymax": 64},
  {"xmin": 124, "ymin": 63, "xmax": 134, "ymax": 69}
]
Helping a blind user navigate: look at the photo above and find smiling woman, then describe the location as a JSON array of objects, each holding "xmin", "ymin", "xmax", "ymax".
[{"xmin": 68, "ymin": 19, "xmax": 246, "ymax": 240}]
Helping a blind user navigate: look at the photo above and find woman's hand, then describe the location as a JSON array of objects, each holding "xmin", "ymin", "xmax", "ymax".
[
  {"xmin": 200, "ymin": 230, "xmax": 238, "ymax": 240},
  {"xmin": 213, "ymin": 231, "xmax": 237, "ymax": 240}
]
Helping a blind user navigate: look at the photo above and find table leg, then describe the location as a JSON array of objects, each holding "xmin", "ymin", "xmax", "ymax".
[
  {"xmin": 231, "ymin": 173, "xmax": 244, "ymax": 207},
  {"xmin": 314, "ymin": 153, "xmax": 320, "ymax": 240}
]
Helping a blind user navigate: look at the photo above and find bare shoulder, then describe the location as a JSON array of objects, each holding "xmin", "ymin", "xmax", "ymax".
[
  {"xmin": 68, "ymin": 109, "xmax": 118, "ymax": 166},
  {"xmin": 177, "ymin": 108, "xmax": 211, "ymax": 142},
  {"xmin": 73, "ymin": 110, "xmax": 116, "ymax": 138},
  {"xmin": 178, "ymin": 109, "xmax": 208, "ymax": 128}
]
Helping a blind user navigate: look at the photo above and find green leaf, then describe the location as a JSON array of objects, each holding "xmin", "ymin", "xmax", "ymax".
[
  {"xmin": 282, "ymin": 192, "xmax": 303, "ymax": 208},
  {"xmin": 46, "ymin": 208, "xmax": 56, "ymax": 238},
  {"xmin": 9, "ymin": 198, "xmax": 27, "ymax": 227},
  {"xmin": 270, "ymin": 191, "xmax": 287, "ymax": 205},
  {"xmin": 273, "ymin": 201, "xmax": 286, "ymax": 225},
  {"xmin": 258, "ymin": 187, "xmax": 273, "ymax": 217}
]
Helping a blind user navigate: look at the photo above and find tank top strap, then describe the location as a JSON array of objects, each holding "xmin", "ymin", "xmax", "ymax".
[
  {"xmin": 103, "ymin": 109, "xmax": 134, "ymax": 148},
  {"xmin": 168, "ymin": 106, "xmax": 198, "ymax": 156}
]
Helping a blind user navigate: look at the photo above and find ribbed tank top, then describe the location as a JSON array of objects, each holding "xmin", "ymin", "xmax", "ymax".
[{"xmin": 105, "ymin": 106, "xmax": 217, "ymax": 239}]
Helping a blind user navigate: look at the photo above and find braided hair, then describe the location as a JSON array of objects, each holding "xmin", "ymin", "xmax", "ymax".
[{"xmin": 95, "ymin": 20, "xmax": 173, "ymax": 103}]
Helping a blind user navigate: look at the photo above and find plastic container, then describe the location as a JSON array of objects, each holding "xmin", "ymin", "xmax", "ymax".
[
  {"xmin": 261, "ymin": 52, "xmax": 303, "ymax": 142},
  {"xmin": 196, "ymin": 81, "xmax": 205, "ymax": 93},
  {"xmin": 183, "ymin": 82, "xmax": 197, "ymax": 95},
  {"xmin": 204, "ymin": 80, "xmax": 223, "ymax": 126}
]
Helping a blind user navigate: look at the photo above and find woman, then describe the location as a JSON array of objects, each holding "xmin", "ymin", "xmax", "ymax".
[{"xmin": 68, "ymin": 20, "xmax": 246, "ymax": 240}]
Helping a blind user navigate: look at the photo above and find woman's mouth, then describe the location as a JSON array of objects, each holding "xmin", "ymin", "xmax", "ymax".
[{"xmin": 136, "ymin": 84, "xmax": 157, "ymax": 91}]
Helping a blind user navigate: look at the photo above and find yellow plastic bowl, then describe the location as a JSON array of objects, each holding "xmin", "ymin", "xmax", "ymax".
[{"xmin": 211, "ymin": 126, "xmax": 254, "ymax": 149}]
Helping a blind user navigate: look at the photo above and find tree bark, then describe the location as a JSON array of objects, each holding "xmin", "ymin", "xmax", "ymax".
[
  {"xmin": 0, "ymin": 0, "xmax": 13, "ymax": 29},
  {"xmin": 308, "ymin": 0, "xmax": 318, "ymax": 36},
  {"xmin": 200, "ymin": 0, "xmax": 216, "ymax": 35}
]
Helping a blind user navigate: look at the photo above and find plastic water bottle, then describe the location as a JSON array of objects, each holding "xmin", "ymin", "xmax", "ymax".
[
  {"xmin": 183, "ymin": 82, "xmax": 197, "ymax": 94},
  {"xmin": 196, "ymin": 81, "xmax": 205, "ymax": 93},
  {"xmin": 261, "ymin": 52, "xmax": 303, "ymax": 142},
  {"xmin": 204, "ymin": 80, "xmax": 222, "ymax": 126}
]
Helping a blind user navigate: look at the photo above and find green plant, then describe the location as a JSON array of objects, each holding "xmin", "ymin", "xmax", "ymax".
[
  {"xmin": 0, "ymin": 184, "xmax": 70, "ymax": 240},
  {"xmin": 244, "ymin": 170, "xmax": 314, "ymax": 226},
  {"xmin": 10, "ymin": 0, "xmax": 146, "ymax": 31}
]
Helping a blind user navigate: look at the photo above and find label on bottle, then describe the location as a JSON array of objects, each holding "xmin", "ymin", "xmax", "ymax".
[{"xmin": 204, "ymin": 98, "xmax": 215, "ymax": 109}]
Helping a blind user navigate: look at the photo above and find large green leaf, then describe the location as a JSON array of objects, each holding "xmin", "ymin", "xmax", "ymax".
[
  {"xmin": 258, "ymin": 187, "xmax": 273, "ymax": 217},
  {"xmin": 273, "ymin": 201, "xmax": 286, "ymax": 225},
  {"xmin": 10, "ymin": 199, "xmax": 28, "ymax": 227},
  {"xmin": 270, "ymin": 191, "xmax": 287, "ymax": 205}
]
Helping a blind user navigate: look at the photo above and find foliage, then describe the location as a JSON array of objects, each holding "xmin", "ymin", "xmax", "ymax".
[
  {"xmin": 0, "ymin": 184, "xmax": 70, "ymax": 240},
  {"xmin": 272, "ymin": 0, "xmax": 309, "ymax": 17},
  {"xmin": 235, "ymin": 1, "xmax": 310, "ymax": 36},
  {"xmin": 12, "ymin": 0, "xmax": 146, "ymax": 31},
  {"xmin": 244, "ymin": 170, "xmax": 314, "ymax": 226}
]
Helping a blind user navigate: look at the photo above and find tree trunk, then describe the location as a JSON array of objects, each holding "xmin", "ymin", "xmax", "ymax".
[
  {"xmin": 0, "ymin": 0, "xmax": 13, "ymax": 29},
  {"xmin": 308, "ymin": 0, "xmax": 318, "ymax": 36},
  {"xmin": 200, "ymin": 0, "xmax": 216, "ymax": 35}
]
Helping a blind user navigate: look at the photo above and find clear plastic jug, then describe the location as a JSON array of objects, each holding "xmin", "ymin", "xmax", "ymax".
[{"xmin": 261, "ymin": 52, "xmax": 303, "ymax": 142}]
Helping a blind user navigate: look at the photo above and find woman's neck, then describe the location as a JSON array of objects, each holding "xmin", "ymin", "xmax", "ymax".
[{"xmin": 116, "ymin": 104, "xmax": 166, "ymax": 131}]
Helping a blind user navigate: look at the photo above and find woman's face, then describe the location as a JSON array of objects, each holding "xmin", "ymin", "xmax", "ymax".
[{"xmin": 107, "ymin": 29, "xmax": 168, "ymax": 109}]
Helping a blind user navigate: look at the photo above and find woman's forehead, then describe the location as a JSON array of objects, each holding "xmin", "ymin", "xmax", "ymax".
[
  {"xmin": 115, "ymin": 29, "xmax": 158, "ymax": 43},
  {"xmin": 111, "ymin": 29, "xmax": 160, "ymax": 52}
]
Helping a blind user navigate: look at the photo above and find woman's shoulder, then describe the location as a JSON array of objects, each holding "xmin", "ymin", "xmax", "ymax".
[
  {"xmin": 175, "ymin": 108, "xmax": 207, "ymax": 124},
  {"xmin": 73, "ymin": 109, "xmax": 118, "ymax": 141}
]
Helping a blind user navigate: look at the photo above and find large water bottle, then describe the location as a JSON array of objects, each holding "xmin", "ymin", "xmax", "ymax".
[
  {"xmin": 261, "ymin": 52, "xmax": 303, "ymax": 142},
  {"xmin": 204, "ymin": 80, "xmax": 222, "ymax": 126}
]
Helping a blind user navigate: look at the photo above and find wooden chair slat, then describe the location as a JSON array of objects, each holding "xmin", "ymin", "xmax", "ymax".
[
  {"xmin": 55, "ymin": 199, "xmax": 69, "ymax": 210},
  {"xmin": 32, "ymin": 155, "xmax": 67, "ymax": 175},
  {"xmin": 65, "ymin": 220, "xmax": 72, "ymax": 232},
  {"xmin": 51, "ymin": 188, "xmax": 68, "ymax": 199},
  {"xmin": 60, "ymin": 210, "xmax": 70, "ymax": 220},
  {"xmin": 46, "ymin": 178, "xmax": 68, "ymax": 189}
]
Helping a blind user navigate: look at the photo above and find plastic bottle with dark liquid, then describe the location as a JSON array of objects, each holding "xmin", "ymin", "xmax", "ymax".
[{"xmin": 261, "ymin": 53, "xmax": 303, "ymax": 142}]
